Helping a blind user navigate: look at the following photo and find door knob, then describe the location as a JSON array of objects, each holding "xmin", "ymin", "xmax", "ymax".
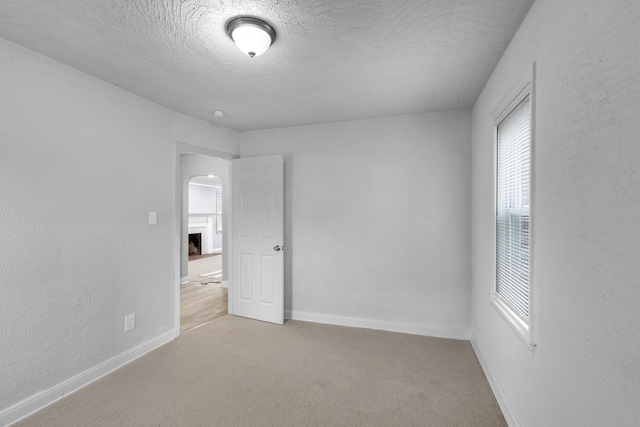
[{"xmin": 273, "ymin": 245, "xmax": 281, "ymax": 252}]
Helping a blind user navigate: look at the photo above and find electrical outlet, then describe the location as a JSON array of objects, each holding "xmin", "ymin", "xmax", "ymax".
[{"xmin": 124, "ymin": 313, "xmax": 135, "ymax": 332}]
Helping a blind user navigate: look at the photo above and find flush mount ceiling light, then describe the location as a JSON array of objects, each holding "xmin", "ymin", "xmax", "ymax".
[{"xmin": 226, "ymin": 17, "xmax": 276, "ymax": 58}]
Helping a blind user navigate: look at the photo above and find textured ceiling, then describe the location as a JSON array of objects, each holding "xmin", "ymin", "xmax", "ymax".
[{"xmin": 0, "ymin": 0, "xmax": 534, "ymax": 131}]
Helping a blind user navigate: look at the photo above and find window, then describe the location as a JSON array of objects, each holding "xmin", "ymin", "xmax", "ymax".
[
  {"xmin": 491, "ymin": 69, "xmax": 535, "ymax": 348},
  {"xmin": 496, "ymin": 95, "xmax": 530, "ymax": 321}
]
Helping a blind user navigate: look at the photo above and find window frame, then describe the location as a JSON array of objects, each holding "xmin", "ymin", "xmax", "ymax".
[{"xmin": 490, "ymin": 63, "xmax": 537, "ymax": 350}]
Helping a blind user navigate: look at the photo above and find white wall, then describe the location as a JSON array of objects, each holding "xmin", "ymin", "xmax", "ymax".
[
  {"xmin": 188, "ymin": 184, "xmax": 218, "ymax": 214},
  {"xmin": 172, "ymin": 113, "xmax": 238, "ymax": 157},
  {"xmin": 240, "ymin": 111, "xmax": 472, "ymax": 338},
  {"xmin": 0, "ymin": 37, "xmax": 238, "ymax": 422},
  {"xmin": 471, "ymin": 0, "xmax": 640, "ymax": 426}
]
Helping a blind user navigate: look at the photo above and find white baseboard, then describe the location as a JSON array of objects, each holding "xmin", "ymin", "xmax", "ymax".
[
  {"xmin": 181, "ymin": 276, "xmax": 189, "ymax": 285},
  {"xmin": 0, "ymin": 330, "xmax": 175, "ymax": 427},
  {"xmin": 220, "ymin": 280, "xmax": 229, "ymax": 289},
  {"xmin": 470, "ymin": 335, "xmax": 520, "ymax": 427},
  {"xmin": 285, "ymin": 310, "xmax": 470, "ymax": 340}
]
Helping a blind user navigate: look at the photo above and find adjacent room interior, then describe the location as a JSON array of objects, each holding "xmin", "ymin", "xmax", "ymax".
[
  {"xmin": 180, "ymin": 175, "xmax": 227, "ymax": 333},
  {"xmin": 0, "ymin": 1, "xmax": 638, "ymax": 426}
]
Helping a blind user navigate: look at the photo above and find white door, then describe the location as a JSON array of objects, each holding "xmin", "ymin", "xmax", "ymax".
[{"xmin": 231, "ymin": 155, "xmax": 284, "ymax": 324}]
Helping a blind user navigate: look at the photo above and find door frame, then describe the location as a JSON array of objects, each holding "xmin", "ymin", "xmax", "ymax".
[{"xmin": 173, "ymin": 142, "xmax": 238, "ymax": 338}]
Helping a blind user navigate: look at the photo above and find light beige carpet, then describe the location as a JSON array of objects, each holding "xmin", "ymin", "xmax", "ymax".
[{"xmin": 16, "ymin": 316, "xmax": 506, "ymax": 427}]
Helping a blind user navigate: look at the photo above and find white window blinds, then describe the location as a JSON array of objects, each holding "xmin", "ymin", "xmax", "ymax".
[{"xmin": 496, "ymin": 95, "xmax": 531, "ymax": 321}]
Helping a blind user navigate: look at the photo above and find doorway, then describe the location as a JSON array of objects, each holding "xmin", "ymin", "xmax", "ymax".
[
  {"xmin": 176, "ymin": 149, "xmax": 233, "ymax": 335},
  {"xmin": 180, "ymin": 175, "xmax": 228, "ymax": 333}
]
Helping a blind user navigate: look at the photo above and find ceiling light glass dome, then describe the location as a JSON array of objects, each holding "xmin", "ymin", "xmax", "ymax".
[{"xmin": 227, "ymin": 17, "xmax": 276, "ymax": 58}]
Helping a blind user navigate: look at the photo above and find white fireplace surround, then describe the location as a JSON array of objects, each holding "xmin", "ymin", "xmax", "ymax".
[{"xmin": 188, "ymin": 215, "xmax": 220, "ymax": 255}]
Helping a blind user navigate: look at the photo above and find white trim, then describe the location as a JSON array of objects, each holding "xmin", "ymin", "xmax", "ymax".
[
  {"xmin": 529, "ymin": 62, "xmax": 538, "ymax": 350},
  {"xmin": 221, "ymin": 280, "xmax": 229, "ymax": 289},
  {"xmin": 181, "ymin": 276, "xmax": 189, "ymax": 285},
  {"xmin": 0, "ymin": 330, "xmax": 175, "ymax": 427},
  {"xmin": 490, "ymin": 297, "xmax": 535, "ymax": 350},
  {"xmin": 285, "ymin": 310, "xmax": 470, "ymax": 340},
  {"xmin": 175, "ymin": 141, "xmax": 238, "ymax": 161},
  {"xmin": 189, "ymin": 182, "xmax": 222, "ymax": 189},
  {"xmin": 174, "ymin": 144, "xmax": 183, "ymax": 338},
  {"xmin": 470, "ymin": 335, "xmax": 521, "ymax": 427},
  {"xmin": 489, "ymin": 62, "xmax": 537, "ymax": 350}
]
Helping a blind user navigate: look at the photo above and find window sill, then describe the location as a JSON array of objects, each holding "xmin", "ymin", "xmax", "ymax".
[{"xmin": 490, "ymin": 295, "xmax": 536, "ymax": 352}]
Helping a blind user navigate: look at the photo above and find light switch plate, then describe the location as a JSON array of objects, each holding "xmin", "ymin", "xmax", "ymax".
[{"xmin": 148, "ymin": 211, "xmax": 157, "ymax": 225}]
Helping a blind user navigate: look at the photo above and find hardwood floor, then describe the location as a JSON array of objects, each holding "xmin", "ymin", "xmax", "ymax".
[
  {"xmin": 180, "ymin": 254, "xmax": 228, "ymax": 334},
  {"xmin": 188, "ymin": 252, "xmax": 220, "ymax": 261}
]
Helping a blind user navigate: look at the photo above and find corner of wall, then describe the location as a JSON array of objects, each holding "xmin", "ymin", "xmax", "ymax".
[{"xmin": 470, "ymin": 334, "xmax": 520, "ymax": 427}]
